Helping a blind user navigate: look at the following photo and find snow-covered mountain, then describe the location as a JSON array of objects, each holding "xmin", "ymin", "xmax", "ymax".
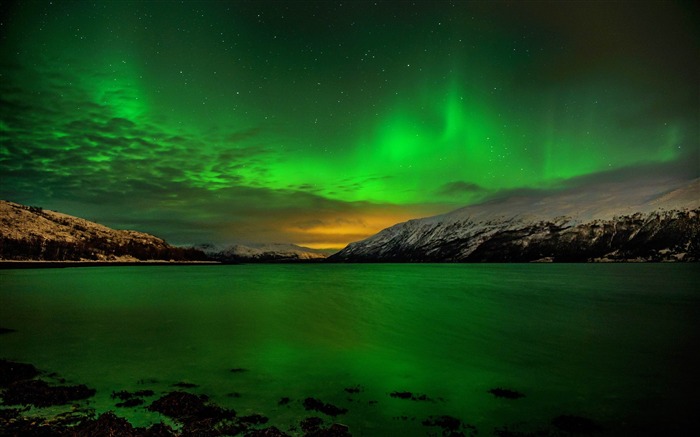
[
  {"xmin": 330, "ymin": 178, "xmax": 700, "ymax": 262},
  {"xmin": 0, "ymin": 200, "xmax": 207, "ymax": 262},
  {"xmin": 202, "ymin": 242, "xmax": 331, "ymax": 263}
]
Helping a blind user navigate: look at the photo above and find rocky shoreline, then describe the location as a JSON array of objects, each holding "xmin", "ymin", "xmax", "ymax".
[
  {"xmin": 11, "ymin": 323, "xmax": 683, "ymax": 436},
  {"xmin": 0, "ymin": 354, "xmax": 607, "ymax": 436},
  {"xmin": 1, "ymin": 356, "xmax": 354, "ymax": 436}
]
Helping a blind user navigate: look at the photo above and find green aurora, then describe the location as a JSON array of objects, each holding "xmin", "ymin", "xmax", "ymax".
[{"xmin": 1, "ymin": 1, "xmax": 698, "ymax": 248}]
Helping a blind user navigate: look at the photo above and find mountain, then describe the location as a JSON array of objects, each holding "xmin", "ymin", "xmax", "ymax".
[
  {"xmin": 330, "ymin": 178, "xmax": 700, "ymax": 262},
  {"xmin": 202, "ymin": 243, "xmax": 331, "ymax": 263},
  {"xmin": 0, "ymin": 200, "xmax": 208, "ymax": 262}
]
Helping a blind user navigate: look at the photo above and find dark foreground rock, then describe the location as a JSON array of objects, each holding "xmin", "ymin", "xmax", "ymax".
[
  {"xmin": 0, "ymin": 359, "xmax": 40, "ymax": 386},
  {"xmin": 302, "ymin": 397, "xmax": 348, "ymax": 416},
  {"xmin": 422, "ymin": 415, "xmax": 477, "ymax": 437},
  {"xmin": 0, "ymin": 410, "xmax": 177, "ymax": 437},
  {"xmin": 389, "ymin": 391, "xmax": 432, "ymax": 401},
  {"xmin": 2, "ymin": 379, "xmax": 95, "ymax": 407},
  {"xmin": 239, "ymin": 414, "xmax": 269, "ymax": 425},
  {"xmin": 244, "ymin": 426, "xmax": 290, "ymax": 436},
  {"xmin": 148, "ymin": 391, "xmax": 236, "ymax": 424},
  {"xmin": 300, "ymin": 417, "xmax": 324, "ymax": 432},
  {"xmin": 299, "ymin": 416, "xmax": 351, "ymax": 436},
  {"xmin": 73, "ymin": 411, "xmax": 141, "ymax": 437},
  {"xmin": 116, "ymin": 398, "xmax": 145, "ymax": 408},
  {"xmin": 344, "ymin": 385, "xmax": 363, "ymax": 394},
  {"xmin": 112, "ymin": 389, "xmax": 155, "ymax": 408},
  {"xmin": 172, "ymin": 381, "xmax": 199, "ymax": 388},
  {"xmin": 489, "ymin": 388, "xmax": 525, "ymax": 399}
]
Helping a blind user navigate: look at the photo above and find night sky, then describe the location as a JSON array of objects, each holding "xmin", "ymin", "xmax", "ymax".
[{"xmin": 1, "ymin": 1, "xmax": 698, "ymax": 249}]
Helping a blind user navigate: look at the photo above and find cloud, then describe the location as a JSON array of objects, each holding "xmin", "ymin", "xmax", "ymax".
[
  {"xmin": 0, "ymin": 61, "xmax": 282, "ymax": 198},
  {"xmin": 556, "ymin": 147, "xmax": 699, "ymax": 190},
  {"xmin": 225, "ymin": 128, "xmax": 262, "ymax": 143},
  {"xmin": 437, "ymin": 181, "xmax": 488, "ymax": 196},
  {"xmin": 457, "ymin": 149, "xmax": 700, "ymax": 223}
]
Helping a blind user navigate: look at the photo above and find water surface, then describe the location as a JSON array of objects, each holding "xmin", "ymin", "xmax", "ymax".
[{"xmin": 1, "ymin": 264, "xmax": 698, "ymax": 435}]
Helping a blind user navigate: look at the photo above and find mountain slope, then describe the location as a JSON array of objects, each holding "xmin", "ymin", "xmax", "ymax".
[
  {"xmin": 205, "ymin": 243, "xmax": 330, "ymax": 262},
  {"xmin": 330, "ymin": 179, "xmax": 700, "ymax": 262},
  {"xmin": 0, "ymin": 201, "xmax": 208, "ymax": 261}
]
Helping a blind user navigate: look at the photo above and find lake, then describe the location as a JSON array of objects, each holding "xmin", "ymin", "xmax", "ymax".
[{"xmin": 1, "ymin": 264, "xmax": 698, "ymax": 435}]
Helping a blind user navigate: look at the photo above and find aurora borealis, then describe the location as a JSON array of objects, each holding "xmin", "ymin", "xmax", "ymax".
[{"xmin": 1, "ymin": 1, "xmax": 698, "ymax": 249}]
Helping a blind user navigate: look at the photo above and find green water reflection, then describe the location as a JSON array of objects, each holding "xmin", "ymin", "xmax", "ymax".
[{"xmin": 1, "ymin": 264, "xmax": 698, "ymax": 435}]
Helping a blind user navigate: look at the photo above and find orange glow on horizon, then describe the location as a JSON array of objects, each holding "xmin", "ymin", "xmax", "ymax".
[
  {"xmin": 295, "ymin": 242, "xmax": 347, "ymax": 250},
  {"xmin": 287, "ymin": 210, "xmax": 425, "ymax": 250}
]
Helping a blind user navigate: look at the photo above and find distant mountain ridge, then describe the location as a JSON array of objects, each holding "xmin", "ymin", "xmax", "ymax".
[
  {"xmin": 0, "ymin": 200, "xmax": 207, "ymax": 261},
  {"xmin": 330, "ymin": 178, "xmax": 700, "ymax": 262},
  {"xmin": 199, "ymin": 242, "xmax": 330, "ymax": 262}
]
